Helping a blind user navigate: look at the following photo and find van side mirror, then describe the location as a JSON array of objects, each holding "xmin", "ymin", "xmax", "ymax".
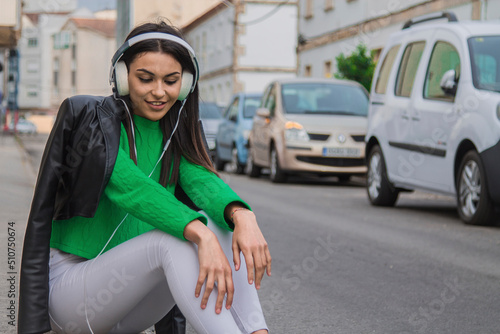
[
  {"xmin": 440, "ymin": 69, "xmax": 458, "ymax": 96},
  {"xmin": 256, "ymin": 107, "xmax": 271, "ymax": 118}
]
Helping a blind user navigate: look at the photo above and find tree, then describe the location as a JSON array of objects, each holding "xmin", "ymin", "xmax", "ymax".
[{"xmin": 334, "ymin": 44, "xmax": 376, "ymax": 92}]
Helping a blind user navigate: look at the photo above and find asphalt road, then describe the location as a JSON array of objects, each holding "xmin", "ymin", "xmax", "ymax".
[
  {"xmin": 20, "ymin": 134, "xmax": 500, "ymax": 334},
  {"xmin": 222, "ymin": 173, "xmax": 500, "ymax": 334}
]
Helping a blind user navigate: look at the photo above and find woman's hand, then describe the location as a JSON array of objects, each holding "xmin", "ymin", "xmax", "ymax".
[
  {"xmin": 184, "ymin": 220, "xmax": 234, "ymax": 314},
  {"xmin": 229, "ymin": 207, "xmax": 272, "ymax": 290}
]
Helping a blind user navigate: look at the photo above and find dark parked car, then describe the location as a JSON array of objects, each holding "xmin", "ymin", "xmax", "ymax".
[
  {"xmin": 214, "ymin": 92, "xmax": 262, "ymax": 173},
  {"xmin": 199, "ymin": 101, "xmax": 224, "ymax": 159}
]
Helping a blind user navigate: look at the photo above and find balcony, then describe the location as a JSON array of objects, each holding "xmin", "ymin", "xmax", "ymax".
[{"xmin": 0, "ymin": 0, "xmax": 22, "ymax": 48}]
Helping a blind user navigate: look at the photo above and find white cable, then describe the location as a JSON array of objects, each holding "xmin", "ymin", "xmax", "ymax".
[{"xmin": 83, "ymin": 98, "xmax": 187, "ymax": 333}]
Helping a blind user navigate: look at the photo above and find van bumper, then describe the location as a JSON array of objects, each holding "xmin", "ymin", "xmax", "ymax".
[{"xmin": 480, "ymin": 140, "xmax": 500, "ymax": 205}]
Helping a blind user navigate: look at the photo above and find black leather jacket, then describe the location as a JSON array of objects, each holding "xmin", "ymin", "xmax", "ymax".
[{"xmin": 19, "ymin": 95, "xmax": 125, "ymax": 334}]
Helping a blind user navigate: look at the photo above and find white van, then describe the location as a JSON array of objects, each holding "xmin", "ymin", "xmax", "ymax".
[{"xmin": 365, "ymin": 12, "xmax": 500, "ymax": 225}]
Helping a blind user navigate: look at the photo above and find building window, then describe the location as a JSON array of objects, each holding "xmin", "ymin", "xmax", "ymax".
[
  {"xmin": 27, "ymin": 38, "xmax": 38, "ymax": 47},
  {"xmin": 305, "ymin": 65, "xmax": 312, "ymax": 77},
  {"xmin": 324, "ymin": 61, "xmax": 332, "ymax": 78},
  {"xmin": 54, "ymin": 31, "xmax": 71, "ymax": 49},
  {"xmin": 27, "ymin": 85, "xmax": 38, "ymax": 97},
  {"xmin": 53, "ymin": 58, "xmax": 59, "ymax": 88},
  {"xmin": 324, "ymin": 0, "xmax": 334, "ymax": 11},
  {"xmin": 305, "ymin": 0, "xmax": 314, "ymax": 19},
  {"xmin": 27, "ymin": 62, "xmax": 39, "ymax": 73}
]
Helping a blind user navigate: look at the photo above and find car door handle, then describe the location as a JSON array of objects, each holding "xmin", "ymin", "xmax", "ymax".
[{"xmin": 412, "ymin": 117, "xmax": 420, "ymax": 121}]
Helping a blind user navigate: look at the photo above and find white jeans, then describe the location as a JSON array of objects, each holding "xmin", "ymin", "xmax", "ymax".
[{"xmin": 48, "ymin": 219, "xmax": 268, "ymax": 334}]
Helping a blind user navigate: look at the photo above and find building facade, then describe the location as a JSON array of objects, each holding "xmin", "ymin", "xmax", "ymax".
[
  {"xmin": 116, "ymin": 0, "xmax": 220, "ymax": 44},
  {"xmin": 297, "ymin": 0, "xmax": 500, "ymax": 79},
  {"xmin": 51, "ymin": 17, "xmax": 116, "ymax": 105},
  {"xmin": 183, "ymin": 0, "xmax": 298, "ymax": 106},
  {"xmin": 18, "ymin": 13, "xmax": 70, "ymax": 110},
  {"xmin": 0, "ymin": 0, "xmax": 22, "ymax": 117}
]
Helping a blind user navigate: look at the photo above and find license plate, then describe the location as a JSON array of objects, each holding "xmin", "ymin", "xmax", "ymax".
[{"xmin": 322, "ymin": 147, "xmax": 361, "ymax": 157}]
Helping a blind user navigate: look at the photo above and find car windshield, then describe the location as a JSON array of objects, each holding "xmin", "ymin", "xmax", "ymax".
[
  {"xmin": 468, "ymin": 36, "xmax": 500, "ymax": 93},
  {"xmin": 243, "ymin": 96, "xmax": 261, "ymax": 118},
  {"xmin": 281, "ymin": 82, "xmax": 368, "ymax": 116},
  {"xmin": 199, "ymin": 102, "xmax": 222, "ymax": 119}
]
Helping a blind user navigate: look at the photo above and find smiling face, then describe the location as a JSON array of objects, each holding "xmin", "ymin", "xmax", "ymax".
[{"xmin": 128, "ymin": 51, "xmax": 182, "ymax": 121}]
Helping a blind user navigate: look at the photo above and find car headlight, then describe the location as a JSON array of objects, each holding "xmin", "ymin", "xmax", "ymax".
[
  {"xmin": 284, "ymin": 121, "xmax": 309, "ymax": 142},
  {"xmin": 242, "ymin": 129, "xmax": 251, "ymax": 141}
]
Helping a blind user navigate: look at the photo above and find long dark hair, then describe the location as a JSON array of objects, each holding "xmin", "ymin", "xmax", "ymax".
[{"xmin": 120, "ymin": 19, "xmax": 216, "ymax": 186}]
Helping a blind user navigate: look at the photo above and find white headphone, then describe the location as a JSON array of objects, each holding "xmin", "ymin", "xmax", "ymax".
[{"xmin": 109, "ymin": 32, "xmax": 200, "ymax": 101}]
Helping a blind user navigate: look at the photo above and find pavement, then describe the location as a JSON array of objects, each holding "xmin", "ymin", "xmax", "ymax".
[
  {"xmin": 0, "ymin": 132, "xmax": 37, "ymax": 334},
  {"xmin": 0, "ymin": 132, "xmax": 179, "ymax": 334}
]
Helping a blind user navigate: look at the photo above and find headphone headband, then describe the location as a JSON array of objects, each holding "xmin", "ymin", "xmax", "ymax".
[{"xmin": 109, "ymin": 32, "xmax": 199, "ymax": 95}]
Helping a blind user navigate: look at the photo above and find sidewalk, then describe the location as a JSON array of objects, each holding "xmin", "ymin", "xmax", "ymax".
[
  {"xmin": 0, "ymin": 133, "xmax": 36, "ymax": 334},
  {"xmin": 0, "ymin": 134, "xmax": 160, "ymax": 333}
]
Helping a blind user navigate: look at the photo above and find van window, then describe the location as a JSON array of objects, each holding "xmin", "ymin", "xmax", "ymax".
[
  {"xmin": 424, "ymin": 41, "xmax": 460, "ymax": 102},
  {"xmin": 395, "ymin": 41, "xmax": 425, "ymax": 97},
  {"xmin": 468, "ymin": 36, "xmax": 500, "ymax": 93},
  {"xmin": 375, "ymin": 45, "xmax": 400, "ymax": 94}
]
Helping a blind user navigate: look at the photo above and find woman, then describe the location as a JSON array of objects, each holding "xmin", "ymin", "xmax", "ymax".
[{"xmin": 19, "ymin": 20, "xmax": 271, "ymax": 334}]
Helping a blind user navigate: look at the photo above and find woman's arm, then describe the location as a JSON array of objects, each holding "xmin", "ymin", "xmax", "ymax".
[
  {"xmin": 178, "ymin": 156, "xmax": 250, "ymax": 229},
  {"xmin": 184, "ymin": 220, "xmax": 234, "ymax": 314},
  {"xmin": 105, "ymin": 147, "xmax": 207, "ymax": 239},
  {"xmin": 225, "ymin": 203, "xmax": 272, "ymax": 290}
]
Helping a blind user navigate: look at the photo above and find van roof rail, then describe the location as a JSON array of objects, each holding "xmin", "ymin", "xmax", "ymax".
[{"xmin": 402, "ymin": 11, "xmax": 458, "ymax": 29}]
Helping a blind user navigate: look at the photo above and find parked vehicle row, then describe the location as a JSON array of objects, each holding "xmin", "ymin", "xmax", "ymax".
[
  {"xmin": 208, "ymin": 78, "xmax": 370, "ymax": 184},
  {"xmin": 201, "ymin": 11, "xmax": 500, "ymax": 226}
]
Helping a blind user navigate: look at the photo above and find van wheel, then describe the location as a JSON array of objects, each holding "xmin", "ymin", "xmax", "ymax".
[
  {"xmin": 228, "ymin": 146, "xmax": 244, "ymax": 174},
  {"xmin": 270, "ymin": 145, "xmax": 286, "ymax": 183},
  {"xmin": 456, "ymin": 151, "xmax": 496, "ymax": 225},
  {"xmin": 367, "ymin": 145, "xmax": 399, "ymax": 206},
  {"xmin": 246, "ymin": 143, "xmax": 261, "ymax": 178}
]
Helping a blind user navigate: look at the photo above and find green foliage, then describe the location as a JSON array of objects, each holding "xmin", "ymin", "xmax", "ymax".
[{"xmin": 334, "ymin": 44, "xmax": 376, "ymax": 92}]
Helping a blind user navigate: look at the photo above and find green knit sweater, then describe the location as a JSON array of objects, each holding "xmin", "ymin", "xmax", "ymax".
[{"xmin": 50, "ymin": 114, "xmax": 247, "ymax": 259}]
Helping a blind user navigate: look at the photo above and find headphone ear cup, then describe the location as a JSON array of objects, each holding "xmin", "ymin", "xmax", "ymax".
[
  {"xmin": 115, "ymin": 61, "xmax": 129, "ymax": 96},
  {"xmin": 177, "ymin": 71, "xmax": 193, "ymax": 101}
]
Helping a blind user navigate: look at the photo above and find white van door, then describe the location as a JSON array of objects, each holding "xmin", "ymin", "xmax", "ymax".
[
  {"xmin": 409, "ymin": 34, "xmax": 462, "ymax": 193},
  {"xmin": 384, "ymin": 40, "xmax": 427, "ymax": 184}
]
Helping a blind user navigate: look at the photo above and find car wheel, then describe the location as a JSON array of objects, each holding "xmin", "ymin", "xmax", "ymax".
[
  {"xmin": 270, "ymin": 145, "xmax": 286, "ymax": 183},
  {"xmin": 213, "ymin": 145, "xmax": 226, "ymax": 171},
  {"xmin": 228, "ymin": 146, "xmax": 244, "ymax": 174},
  {"xmin": 245, "ymin": 143, "xmax": 261, "ymax": 178},
  {"xmin": 367, "ymin": 145, "xmax": 399, "ymax": 206},
  {"xmin": 456, "ymin": 151, "xmax": 496, "ymax": 225}
]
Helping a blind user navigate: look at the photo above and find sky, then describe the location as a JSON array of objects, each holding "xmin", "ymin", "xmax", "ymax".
[{"xmin": 77, "ymin": 0, "xmax": 116, "ymax": 12}]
